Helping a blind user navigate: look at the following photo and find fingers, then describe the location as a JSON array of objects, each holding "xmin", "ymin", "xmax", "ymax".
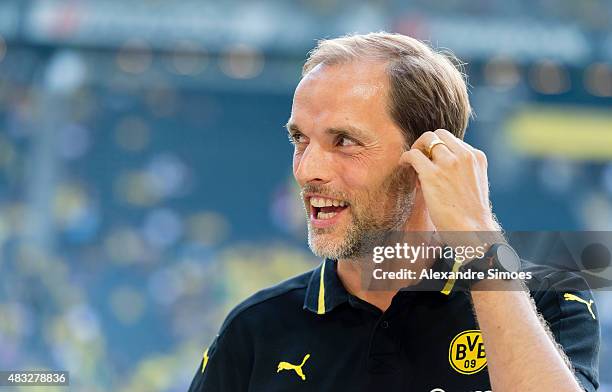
[
  {"xmin": 432, "ymin": 129, "xmax": 465, "ymax": 155},
  {"xmin": 410, "ymin": 131, "xmax": 451, "ymax": 160},
  {"xmin": 406, "ymin": 128, "xmax": 488, "ymax": 175},
  {"xmin": 400, "ymin": 148, "xmax": 435, "ymax": 176},
  {"xmin": 459, "ymin": 139, "xmax": 488, "ymax": 169},
  {"xmin": 411, "ymin": 129, "xmax": 487, "ymax": 166}
]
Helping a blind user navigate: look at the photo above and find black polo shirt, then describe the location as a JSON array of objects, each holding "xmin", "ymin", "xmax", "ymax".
[{"xmin": 188, "ymin": 259, "xmax": 599, "ymax": 392}]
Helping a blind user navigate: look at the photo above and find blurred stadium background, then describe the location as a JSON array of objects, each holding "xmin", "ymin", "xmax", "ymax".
[{"xmin": 0, "ymin": 0, "xmax": 611, "ymax": 390}]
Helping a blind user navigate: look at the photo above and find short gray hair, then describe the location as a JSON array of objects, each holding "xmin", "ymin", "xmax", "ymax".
[{"xmin": 303, "ymin": 32, "xmax": 472, "ymax": 145}]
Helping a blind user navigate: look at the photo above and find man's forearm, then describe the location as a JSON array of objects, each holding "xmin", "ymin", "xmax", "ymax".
[{"xmin": 470, "ymin": 280, "xmax": 582, "ymax": 392}]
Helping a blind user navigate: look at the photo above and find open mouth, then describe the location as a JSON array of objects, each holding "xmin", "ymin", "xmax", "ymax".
[{"xmin": 309, "ymin": 196, "xmax": 349, "ymax": 221}]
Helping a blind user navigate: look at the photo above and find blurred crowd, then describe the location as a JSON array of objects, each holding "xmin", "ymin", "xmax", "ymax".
[{"xmin": 0, "ymin": 0, "xmax": 611, "ymax": 391}]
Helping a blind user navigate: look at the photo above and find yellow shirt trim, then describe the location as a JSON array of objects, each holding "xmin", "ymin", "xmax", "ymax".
[
  {"xmin": 201, "ymin": 348, "xmax": 209, "ymax": 373},
  {"xmin": 441, "ymin": 259, "xmax": 463, "ymax": 295},
  {"xmin": 317, "ymin": 260, "xmax": 326, "ymax": 314}
]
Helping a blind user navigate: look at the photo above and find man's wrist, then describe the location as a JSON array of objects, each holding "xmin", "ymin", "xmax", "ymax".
[{"xmin": 459, "ymin": 242, "xmax": 522, "ymax": 289}]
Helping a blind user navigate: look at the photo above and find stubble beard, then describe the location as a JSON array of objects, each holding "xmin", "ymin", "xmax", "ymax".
[{"xmin": 305, "ymin": 166, "xmax": 415, "ymax": 261}]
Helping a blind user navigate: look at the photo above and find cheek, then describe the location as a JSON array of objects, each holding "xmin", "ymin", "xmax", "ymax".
[
  {"xmin": 343, "ymin": 155, "xmax": 388, "ymax": 182},
  {"xmin": 292, "ymin": 151, "xmax": 302, "ymax": 178},
  {"xmin": 338, "ymin": 163, "xmax": 367, "ymax": 190},
  {"xmin": 339, "ymin": 163, "xmax": 381, "ymax": 206},
  {"xmin": 346, "ymin": 163, "xmax": 407, "ymax": 211}
]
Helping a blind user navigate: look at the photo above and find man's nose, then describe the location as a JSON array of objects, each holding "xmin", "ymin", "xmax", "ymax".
[{"xmin": 294, "ymin": 143, "xmax": 333, "ymax": 185}]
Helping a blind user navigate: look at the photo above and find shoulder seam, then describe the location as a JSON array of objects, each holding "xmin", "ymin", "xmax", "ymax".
[{"xmin": 216, "ymin": 273, "xmax": 312, "ymax": 338}]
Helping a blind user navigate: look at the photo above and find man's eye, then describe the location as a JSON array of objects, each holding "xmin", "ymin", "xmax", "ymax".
[
  {"xmin": 338, "ymin": 136, "xmax": 358, "ymax": 147},
  {"xmin": 289, "ymin": 133, "xmax": 306, "ymax": 145}
]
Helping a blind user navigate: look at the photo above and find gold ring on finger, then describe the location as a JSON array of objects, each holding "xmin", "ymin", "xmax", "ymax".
[{"xmin": 426, "ymin": 139, "xmax": 446, "ymax": 159}]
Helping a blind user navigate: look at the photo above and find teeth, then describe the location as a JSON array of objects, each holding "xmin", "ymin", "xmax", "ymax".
[
  {"xmin": 311, "ymin": 197, "xmax": 332, "ymax": 207},
  {"xmin": 317, "ymin": 211, "xmax": 338, "ymax": 219},
  {"xmin": 310, "ymin": 197, "xmax": 347, "ymax": 208}
]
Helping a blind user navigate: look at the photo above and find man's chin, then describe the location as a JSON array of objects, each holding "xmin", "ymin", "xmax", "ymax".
[
  {"xmin": 307, "ymin": 230, "xmax": 362, "ymax": 261},
  {"xmin": 308, "ymin": 232, "xmax": 342, "ymax": 259}
]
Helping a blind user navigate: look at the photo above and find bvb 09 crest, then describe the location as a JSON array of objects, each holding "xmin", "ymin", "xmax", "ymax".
[{"xmin": 448, "ymin": 330, "xmax": 487, "ymax": 375}]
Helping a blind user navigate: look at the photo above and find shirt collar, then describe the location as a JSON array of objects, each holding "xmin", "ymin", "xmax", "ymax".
[
  {"xmin": 303, "ymin": 258, "xmax": 456, "ymax": 315},
  {"xmin": 303, "ymin": 259, "xmax": 349, "ymax": 315}
]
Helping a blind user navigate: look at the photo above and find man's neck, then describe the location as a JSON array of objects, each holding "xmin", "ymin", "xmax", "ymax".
[
  {"xmin": 336, "ymin": 204, "xmax": 436, "ymax": 312},
  {"xmin": 336, "ymin": 259, "xmax": 397, "ymax": 311}
]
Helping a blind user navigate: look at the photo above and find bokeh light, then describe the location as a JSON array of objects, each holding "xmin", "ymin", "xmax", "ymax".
[
  {"xmin": 109, "ymin": 286, "xmax": 146, "ymax": 325},
  {"xmin": 0, "ymin": 34, "xmax": 6, "ymax": 63},
  {"xmin": 116, "ymin": 39, "xmax": 153, "ymax": 74},
  {"xmin": 167, "ymin": 40, "xmax": 208, "ymax": 76},
  {"xmin": 483, "ymin": 56, "xmax": 521, "ymax": 90},
  {"xmin": 529, "ymin": 60, "xmax": 571, "ymax": 94},
  {"xmin": 0, "ymin": 2, "xmax": 611, "ymax": 391},
  {"xmin": 220, "ymin": 43, "xmax": 264, "ymax": 79},
  {"xmin": 585, "ymin": 62, "xmax": 612, "ymax": 97}
]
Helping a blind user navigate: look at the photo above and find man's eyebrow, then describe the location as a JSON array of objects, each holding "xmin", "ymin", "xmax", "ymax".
[
  {"xmin": 285, "ymin": 121, "xmax": 370, "ymax": 139},
  {"xmin": 326, "ymin": 125, "xmax": 371, "ymax": 140},
  {"xmin": 285, "ymin": 121, "xmax": 298, "ymax": 133}
]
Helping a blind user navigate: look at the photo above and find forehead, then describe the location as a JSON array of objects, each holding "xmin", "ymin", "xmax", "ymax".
[{"xmin": 291, "ymin": 61, "xmax": 391, "ymax": 126}]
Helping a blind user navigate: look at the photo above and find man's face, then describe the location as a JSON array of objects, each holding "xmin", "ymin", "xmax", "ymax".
[{"xmin": 287, "ymin": 61, "xmax": 416, "ymax": 260}]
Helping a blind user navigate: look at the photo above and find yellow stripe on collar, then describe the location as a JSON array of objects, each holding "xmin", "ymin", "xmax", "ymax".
[
  {"xmin": 441, "ymin": 258, "xmax": 463, "ymax": 295},
  {"xmin": 317, "ymin": 259, "xmax": 326, "ymax": 314},
  {"xmin": 201, "ymin": 348, "xmax": 209, "ymax": 373}
]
